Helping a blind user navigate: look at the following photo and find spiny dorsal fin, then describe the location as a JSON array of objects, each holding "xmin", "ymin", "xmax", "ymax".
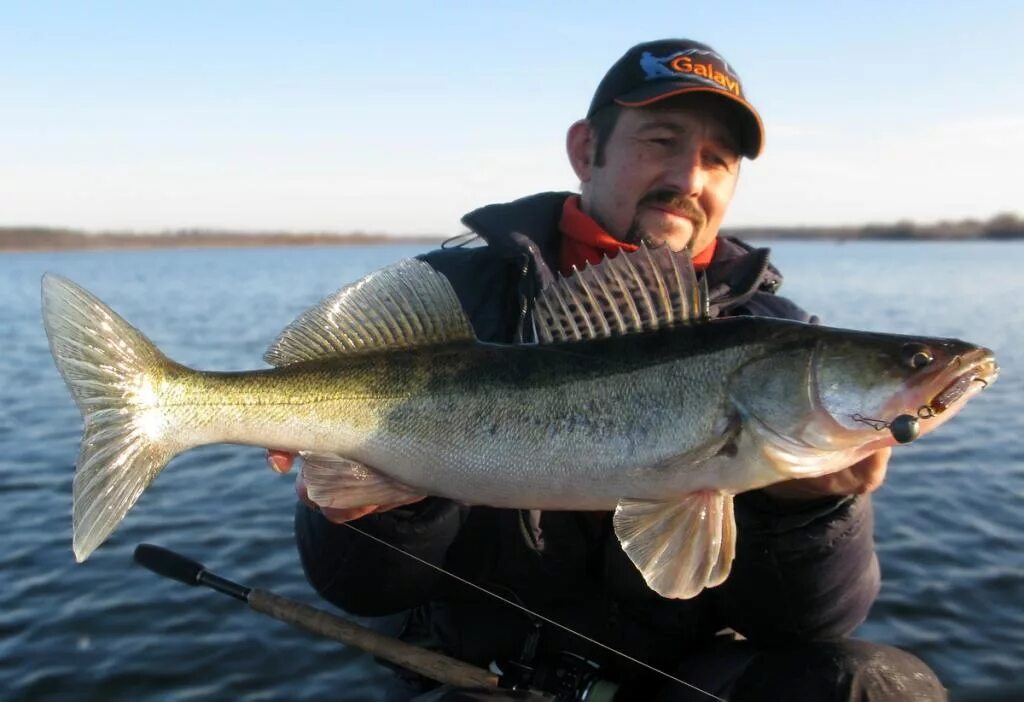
[
  {"xmin": 264, "ymin": 258, "xmax": 475, "ymax": 366},
  {"xmin": 534, "ymin": 244, "xmax": 709, "ymax": 344}
]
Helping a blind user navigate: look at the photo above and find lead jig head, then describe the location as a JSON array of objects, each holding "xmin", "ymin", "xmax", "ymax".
[{"xmin": 889, "ymin": 414, "xmax": 920, "ymax": 444}]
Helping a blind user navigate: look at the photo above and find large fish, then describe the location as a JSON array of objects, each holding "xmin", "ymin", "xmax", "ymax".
[{"xmin": 42, "ymin": 247, "xmax": 997, "ymax": 599}]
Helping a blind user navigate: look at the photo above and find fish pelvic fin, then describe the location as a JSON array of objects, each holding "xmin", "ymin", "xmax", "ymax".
[
  {"xmin": 613, "ymin": 492, "xmax": 736, "ymax": 599},
  {"xmin": 41, "ymin": 274, "xmax": 182, "ymax": 563},
  {"xmin": 298, "ymin": 451, "xmax": 423, "ymax": 508},
  {"xmin": 264, "ymin": 258, "xmax": 476, "ymax": 366},
  {"xmin": 534, "ymin": 243, "xmax": 710, "ymax": 344}
]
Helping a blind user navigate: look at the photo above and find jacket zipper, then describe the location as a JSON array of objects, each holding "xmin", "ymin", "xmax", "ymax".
[{"xmin": 514, "ymin": 256, "xmax": 531, "ymax": 343}]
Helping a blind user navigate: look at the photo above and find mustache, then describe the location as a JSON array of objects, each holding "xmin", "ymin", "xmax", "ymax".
[
  {"xmin": 637, "ymin": 189, "xmax": 707, "ymax": 228},
  {"xmin": 623, "ymin": 190, "xmax": 707, "ymax": 247}
]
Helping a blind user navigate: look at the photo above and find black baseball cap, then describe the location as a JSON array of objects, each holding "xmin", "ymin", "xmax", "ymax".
[{"xmin": 587, "ymin": 39, "xmax": 764, "ymax": 159}]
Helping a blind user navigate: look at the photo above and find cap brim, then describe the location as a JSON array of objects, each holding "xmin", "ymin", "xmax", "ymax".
[{"xmin": 614, "ymin": 83, "xmax": 764, "ymax": 159}]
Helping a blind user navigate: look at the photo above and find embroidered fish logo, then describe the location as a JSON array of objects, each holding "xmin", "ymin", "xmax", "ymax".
[{"xmin": 640, "ymin": 49, "xmax": 742, "ymax": 96}]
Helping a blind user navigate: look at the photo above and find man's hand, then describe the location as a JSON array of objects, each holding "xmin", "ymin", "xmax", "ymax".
[
  {"xmin": 267, "ymin": 449, "xmax": 425, "ymax": 523},
  {"xmin": 761, "ymin": 448, "xmax": 891, "ymax": 502}
]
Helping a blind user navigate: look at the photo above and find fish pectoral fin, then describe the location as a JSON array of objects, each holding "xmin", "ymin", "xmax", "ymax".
[
  {"xmin": 613, "ymin": 492, "xmax": 736, "ymax": 600},
  {"xmin": 649, "ymin": 418, "xmax": 741, "ymax": 474},
  {"xmin": 299, "ymin": 452, "xmax": 423, "ymax": 509}
]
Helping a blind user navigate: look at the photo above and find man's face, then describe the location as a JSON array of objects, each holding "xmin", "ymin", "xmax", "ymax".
[{"xmin": 569, "ymin": 96, "xmax": 742, "ymax": 253}]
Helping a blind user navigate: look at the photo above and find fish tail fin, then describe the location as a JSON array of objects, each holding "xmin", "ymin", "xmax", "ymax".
[{"xmin": 42, "ymin": 274, "xmax": 185, "ymax": 562}]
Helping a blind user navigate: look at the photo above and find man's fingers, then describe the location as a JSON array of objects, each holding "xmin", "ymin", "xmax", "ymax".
[
  {"xmin": 267, "ymin": 449, "xmax": 296, "ymax": 474},
  {"xmin": 762, "ymin": 447, "xmax": 893, "ymax": 501},
  {"xmin": 850, "ymin": 447, "xmax": 891, "ymax": 494}
]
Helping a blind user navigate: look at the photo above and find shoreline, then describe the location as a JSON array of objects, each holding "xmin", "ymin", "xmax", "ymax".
[
  {"xmin": 2, "ymin": 220, "xmax": 1022, "ymax": 253},
  {"xmin": 0, "ymin": 230, "xmax": 445, "ymax": 253}
]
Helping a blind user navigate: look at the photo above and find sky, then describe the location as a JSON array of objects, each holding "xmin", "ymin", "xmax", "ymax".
[{"xmin": 2, "ymin": 1, "xmax": 1022, "ymax": 234}]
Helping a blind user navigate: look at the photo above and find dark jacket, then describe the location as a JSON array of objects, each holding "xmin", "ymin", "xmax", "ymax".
[{"xmin": 295, "ymin": 192, "xmax": 880, "ymax": 686}]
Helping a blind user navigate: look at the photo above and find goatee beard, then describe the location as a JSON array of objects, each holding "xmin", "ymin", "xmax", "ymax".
[
  {"xmin": 624, "ymin": 189, "xmax": 707, "ymax": 251},
  {"xmin": 624, "ymin": 221, "xmax": 666, "ymax": 249}
]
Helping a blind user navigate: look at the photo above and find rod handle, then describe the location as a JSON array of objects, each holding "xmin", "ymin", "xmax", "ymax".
[
  {"xmin": 248, "ymin": 588, "xmax": 498, "ymax": 690},
  {"xmin": 133, "ymin": 544, "xmax": 250, "ymax": 600},
  {"xmin": 134, "ymin": 544, "xmax": 203, "ymax": 585}
]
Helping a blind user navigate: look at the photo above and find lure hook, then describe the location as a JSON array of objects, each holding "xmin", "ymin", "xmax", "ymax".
[
  {"xmin": 851, "ymin": 413, "xmax": 890, "ymax": 432},
  {"xmin": 852, "ymin": 405, "xmax": 935, "ymax": 444}
]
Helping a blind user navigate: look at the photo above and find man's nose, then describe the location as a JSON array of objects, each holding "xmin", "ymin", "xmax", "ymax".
[{"xmin": 663, "ymin": 154, "xmax": 705, "ymax": 197}]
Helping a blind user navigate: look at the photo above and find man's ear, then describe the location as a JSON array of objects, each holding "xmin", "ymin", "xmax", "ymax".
[{"xmin": 566, "ymin": 119, "xmax": 595, "ymax": 182}]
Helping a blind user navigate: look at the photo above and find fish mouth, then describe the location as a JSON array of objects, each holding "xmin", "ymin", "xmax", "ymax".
[{"xmin": 923, "ymin": 348, "xmax": 998, "ymax": 415}]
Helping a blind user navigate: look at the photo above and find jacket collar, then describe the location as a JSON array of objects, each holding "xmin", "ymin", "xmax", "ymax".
[
  {"xmin": 460, "ymin": 191, "xmax": 785, "ymax": 313},
  {"xmin": 460, "ymin": 191, "xmax": 568, "ymax": 261},
  {"xmin": 704, "ymin": 237, "xmax": 783, "ymax": 313}
]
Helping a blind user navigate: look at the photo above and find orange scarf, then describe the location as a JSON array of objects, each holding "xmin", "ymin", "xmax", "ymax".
[{"xmin": 558, "ymin": 196, "xmax": 717, "ymax": 276}]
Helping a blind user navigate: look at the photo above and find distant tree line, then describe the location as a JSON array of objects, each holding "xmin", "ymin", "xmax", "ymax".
[
  {"xmin": 2, "ymin": 213, "xmax": 1022, "ymax": 252},
  {"xmin": 726, "ymin": 212, "xmax": 1024, "ymax": 241},
  {"xmin": 0, "ymin": 227, "xmax": 439, "ymax": 252}
]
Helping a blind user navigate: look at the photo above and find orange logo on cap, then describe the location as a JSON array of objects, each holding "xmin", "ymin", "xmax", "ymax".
[
  {"xmin": 668, "ymin": 56, "xmax": 741, "ymax": 96},
  {"xmin": 641, "ymin": 50, "xmax": 742, "ymax": 97}
]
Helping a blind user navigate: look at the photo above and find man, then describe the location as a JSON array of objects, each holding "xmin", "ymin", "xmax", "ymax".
[{"xmin": 269, "ymin": 40, "xmax": 946, "ymax": 700}]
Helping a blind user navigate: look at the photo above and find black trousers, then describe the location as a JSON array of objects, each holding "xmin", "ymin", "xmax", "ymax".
[{"xmin": 406, "ymin": 639, "xmax": 947, "ymax": 702}]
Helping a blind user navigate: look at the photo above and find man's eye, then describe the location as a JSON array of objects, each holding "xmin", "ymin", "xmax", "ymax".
[
  {"xmin": 647, "ymin": 137, "xmax": 673, "ymax": 146},
  {"xmin": 705, "ymin": 151, "xmax": 736, "ymax": 169}
]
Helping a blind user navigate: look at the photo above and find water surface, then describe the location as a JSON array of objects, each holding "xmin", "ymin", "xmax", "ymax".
[{"xmin": 1, "ymin": 241, "xmax": 1020, "ymax": 699}]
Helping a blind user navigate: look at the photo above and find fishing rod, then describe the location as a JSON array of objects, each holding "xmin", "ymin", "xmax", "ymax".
[
  {"xmin": 133, "ymin": 544, "xmax": 623, "ymax": 701},
  {"xmin": 133, "ymin": 544, "xmax": 499, "ymax": 690},
  {"xmin": 340, "ymin": 522, "xmax": 722, "ymax": 702}
]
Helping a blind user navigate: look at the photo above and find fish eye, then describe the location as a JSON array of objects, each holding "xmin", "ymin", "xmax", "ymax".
[{"xmin": 901, "ymin": 343, "xmax": 933, "ymax": 369}]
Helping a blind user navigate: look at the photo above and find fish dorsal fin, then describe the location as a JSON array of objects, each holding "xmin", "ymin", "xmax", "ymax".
[
  {"xmin": 534, "ymin": 243, "xmax": 709, "ymax": 344},
  {"xmin": 264, "ymin": 258, "xmax": 475, "ymax": 366}
]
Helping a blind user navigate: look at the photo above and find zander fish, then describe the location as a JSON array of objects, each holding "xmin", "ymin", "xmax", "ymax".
[{"xmin": 41, "ymin": 248, "xmax": 998, "ymax": 599}]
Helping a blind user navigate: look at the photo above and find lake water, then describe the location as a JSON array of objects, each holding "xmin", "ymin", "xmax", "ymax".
[{"xmin": 1, "ymin": 241, "xmax": 1021, "ymax": 700}]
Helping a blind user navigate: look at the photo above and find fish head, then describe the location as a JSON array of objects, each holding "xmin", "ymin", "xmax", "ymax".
[
  {"xmin": 729, "ymin": 328, "xmax": 997, "ymax": 480},
  {"xmin": 813, "ymin": 332, "xmax": 998, "ymax": 448}
]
